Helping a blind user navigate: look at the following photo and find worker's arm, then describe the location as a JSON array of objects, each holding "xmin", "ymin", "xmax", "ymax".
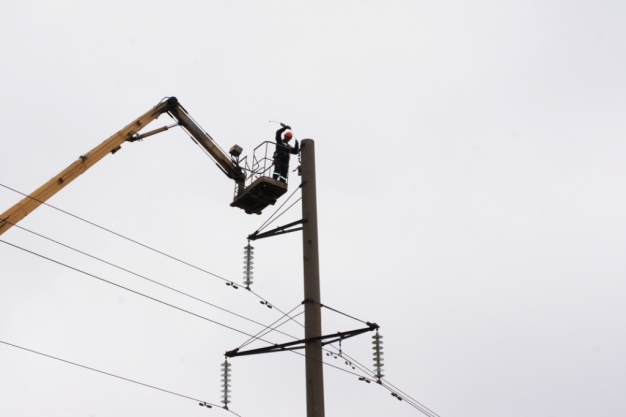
[
  {"xmin": 290, "ymin": 139, "xmax": 299, "ymax": 155},
  {"xmin": 275, "ymin": 126, "xmax": 288, "ymax": 143}
]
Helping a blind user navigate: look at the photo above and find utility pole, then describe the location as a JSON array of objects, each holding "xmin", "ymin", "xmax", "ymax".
[{"xmin": 300, "ymin": 139, "xmax": 325, "ymax": 417}]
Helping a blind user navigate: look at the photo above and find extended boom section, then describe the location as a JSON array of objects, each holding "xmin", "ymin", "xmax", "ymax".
[
  {"xmin": 0, "ymin": 96, "xmax": 294, "ymax": 236},
  {"xmin": 164, "ymin": 97, "xmax": 246, "ymax": 191},
  {"xmin": 0, "ymin": 100, "xmax": 171, "ymax": 237}
]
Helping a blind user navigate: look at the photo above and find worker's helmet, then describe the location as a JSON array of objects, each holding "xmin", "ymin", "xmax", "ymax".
[{"xmin": 284, "ymin": 131, "xmax": 293, "ymax": 140}]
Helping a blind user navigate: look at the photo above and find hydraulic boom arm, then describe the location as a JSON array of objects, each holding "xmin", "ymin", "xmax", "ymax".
[{"xmin": 0, "ymin": 97, "xmax": 245, "ymax": 237}]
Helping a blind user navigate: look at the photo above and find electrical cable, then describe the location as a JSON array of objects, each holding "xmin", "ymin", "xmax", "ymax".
[
  {"xmin": 5, "ymin": 220, "xmax": 299, "ymax": 341},
  {"xmin": 0, "ymin": 339, "xmax": 240, "ymax": 416},
  {"xmin": 245, "ymin": 288, "xmax": 305, "ymax": 328},
  {"xmin": 289, "ymin": 349, "xmax": 438, "ymax": 417},
  {"xmin": 0, "ymin": 183, "xmax": 309, "ymax": 333},
  {"xmin": 0, "ymin": 239, "xmax": 280, "ymax": 342},
  {"xmin": 2, "ymin": 237, "xmax": 433, "ymax": 414},
  {"xmin": 237, "ymin": 303, "xmax": 303, "ymax": 350},
  {"xmin": 311, "ymin": 301, "xmax": 370, "ymax": 325},
  {"xmin": 255, "ymin": 185, "xmax": 302, "ymax": 233},
  {"xmin": 325, "ymin": 346, "xmax": 440, "ymax": 416},
  {"xmin": 238, "ymin": 310, "xmax": 304, "ymax": 350},
  {"xmin": 0, "ymin": 183, "xmax": 233, "ymax": 282},
  {"xmin": 0, "ymin": 184, "xmax": 433, "ymax": 414},
  {"xmin": 258, "ymin": 197, "xmax": 302, "ymax": 234},
  {"xmin": 0, "ymin": 182, "xmax": 310, "ymax": 341},
  {"xmin": 250, "ymin": 310, "xmax": 303, "ymax": 347}
]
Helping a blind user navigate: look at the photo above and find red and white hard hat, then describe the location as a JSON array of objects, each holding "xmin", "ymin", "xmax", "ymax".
[{"xmin": 284, "ymin": 131, "xmax": 293, "ymax": 140}]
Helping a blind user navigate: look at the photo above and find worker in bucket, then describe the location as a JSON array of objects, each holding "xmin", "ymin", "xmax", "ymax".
[{"xmin": 273, "ymin": 123, "xmax": 299, "ymax": 183}]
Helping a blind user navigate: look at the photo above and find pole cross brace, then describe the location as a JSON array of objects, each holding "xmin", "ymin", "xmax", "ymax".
[
  {"xmin": 248, "ymin": 219, "xmax": 307, "ymax": 241},
  {"xmin": 225, "ymin": 323, "xmax": 379, "ymax": 358}
]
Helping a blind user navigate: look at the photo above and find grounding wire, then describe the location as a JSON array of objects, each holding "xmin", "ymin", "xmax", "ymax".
[
  {"xmin": 5, "ymin": 220, "xmax": 300, "ymax": 341},
  {"xmin": 0, "ymin": 339, "xmax": 239, "ymax": 416}
]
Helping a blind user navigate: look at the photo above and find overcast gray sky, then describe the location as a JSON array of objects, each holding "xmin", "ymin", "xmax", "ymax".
[{"xmin": 1, "ymin": 1, "xmax": 625, "ymax": 416}]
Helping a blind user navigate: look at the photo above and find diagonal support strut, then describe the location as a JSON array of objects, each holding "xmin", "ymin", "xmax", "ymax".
[{"xmin": 248, "ymin": 219, "xmax": 307, "ymax": 241}]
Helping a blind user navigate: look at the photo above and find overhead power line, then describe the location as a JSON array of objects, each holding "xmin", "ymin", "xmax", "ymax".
[
  {"xmin": 0, "ymin": 239, "xmax": 281, "ymax": 342},
  {"xmin": 0, "ymin": 339, "xmax": 240, "ymax": 416},
  {"xmin": 1, "ymin": 183, "xmax": 435, "ymax": 416},
  {"xmin": 0, "ymin": 182, "xmax": 230, "ymax": 282},
  {"xmin": 6, "ymin": 220, "xmax": 300, "ymax": 341},
  {"xmin": 0, "ymin": 182, "xmax": 300, "ymax": 323},
  {"xmin": 255, "ymin": 185, "xmax": 302, "ymax": 233}
]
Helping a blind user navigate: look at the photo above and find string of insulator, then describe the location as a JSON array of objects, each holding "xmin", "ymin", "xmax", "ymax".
[
  {"xmin": 372, "ymin": 331, "xmax": 384, "ymax": 380},
  {"xmin": 243, "ymin": 244, "xmax": 254, "ymax": 288},
  {"xmin": 221, "ymin": 359, "xmax": 231, "ymax": 407}
]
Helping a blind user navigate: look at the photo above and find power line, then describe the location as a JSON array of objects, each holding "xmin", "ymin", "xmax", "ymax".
[
  {"xmin": 2, "ymin": 238, "xmax": 433, "ymax": 414},
  {"xmin": 0, "ymin": 182, "xmax": 306, "ymax": 326},
  {"xmin": 0, "ymin": 182, "xmax": 231, "ymax": 283},
  {"xmin": 257, "ymin": 197, "xmax": 302, "ymax": 233},
  {"xmin": 6, "ymin": 220, "xmax": 300, "ymax": 341},
  {"xmin": 325, "ymin": 347, "xmax": 440, "ymax": 416},
  {"xmin": 0, "ymin": 339, "xmax": 240, "ymax": 416},
  {"xmin": 242, "ymin": 310, "xmax": 305, "ymax": 350},
  {"xmin": 1, "ymin": 232, "xmax": 431, "ymax": 415},
  {"xmin": 0, "ymin": 239, "xmax": 279, "ymax": 342},
  {"xmin": 255, "ymin": 185, "xmax": 302, "ymax": 233},
  {"xmin": 1, "ymin": 183, "xmax": 434, "ymax": 415},
  {"xmin": 0, "ymin": 242, "xmax": 385, "ymax": 410},
  {"xmin": 238, "ymin": 304, "xmax": 303, "ymax": 350},
  {"xmin": 313, "ymin": 301, "xmax": 371, "ymax": 325}
]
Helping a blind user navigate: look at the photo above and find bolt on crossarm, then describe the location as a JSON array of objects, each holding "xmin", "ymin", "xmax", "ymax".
[{"xmin": 300, "ymin": 139, "xmax": 325, "ymax": 417}]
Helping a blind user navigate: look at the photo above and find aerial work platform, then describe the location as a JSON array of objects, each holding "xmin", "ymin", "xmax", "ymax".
[
  {"xmin": 229, "ymin": 140, "xmax": 293, "ymax": 215},
  {"xmin": 231, "ymin": 176, "xmax": 287, "ymax": 215}
]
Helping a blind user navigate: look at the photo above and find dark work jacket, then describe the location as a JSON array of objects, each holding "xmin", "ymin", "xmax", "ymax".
[{"xmin": 274, "ymin": 126, "xmax": 299, "ymax": 163}]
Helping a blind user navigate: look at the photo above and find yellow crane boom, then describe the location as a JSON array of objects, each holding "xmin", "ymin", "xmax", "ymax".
[{"xmin": 0, "ymin": 96, "xmax": 258, "ymax": 237}]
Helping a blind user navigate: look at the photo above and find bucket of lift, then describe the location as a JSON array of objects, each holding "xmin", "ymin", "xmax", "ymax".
[
  {"xmin": 229, "ymin": 141, "xmax": 291, "ymax": 215},
  {"xmin": 231, "ymin": 176, "xmax": 287, "ymax": 215}
]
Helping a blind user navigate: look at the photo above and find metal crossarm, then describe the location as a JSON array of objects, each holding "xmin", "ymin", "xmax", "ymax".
[
  {"xmin": 225, "ymin": 323, "xmax": 379, "ymax": 358},
  {"xmin": 247, "ymin": 219, "xmax": 307, "ymax": 241}
]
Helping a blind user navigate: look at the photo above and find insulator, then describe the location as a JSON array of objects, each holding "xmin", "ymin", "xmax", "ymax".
[
  {"xmin": 220, "ymin": 360, "xmax": 232, "ymax": 406},
  {"xmin": 243, "ymin": 244, "xmax": 254, "ymax": 287},
  {"xmin": 372, "ymin": 331, "xmax": 384, "ymax": 380}
]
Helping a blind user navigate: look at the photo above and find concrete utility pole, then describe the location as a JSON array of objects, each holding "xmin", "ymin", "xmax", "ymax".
[{"xmin": 300, "ymin": 139, "xmax": 325, "ymax": 417}]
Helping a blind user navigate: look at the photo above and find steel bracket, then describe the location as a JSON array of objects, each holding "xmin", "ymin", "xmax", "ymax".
[
  {"xmin": 225, "ymin": 323, "xmax": 379, "ymax": 358},
  {"xmin": 248, "ymin": 219, "xmax": 307, "ymax": 241}
]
